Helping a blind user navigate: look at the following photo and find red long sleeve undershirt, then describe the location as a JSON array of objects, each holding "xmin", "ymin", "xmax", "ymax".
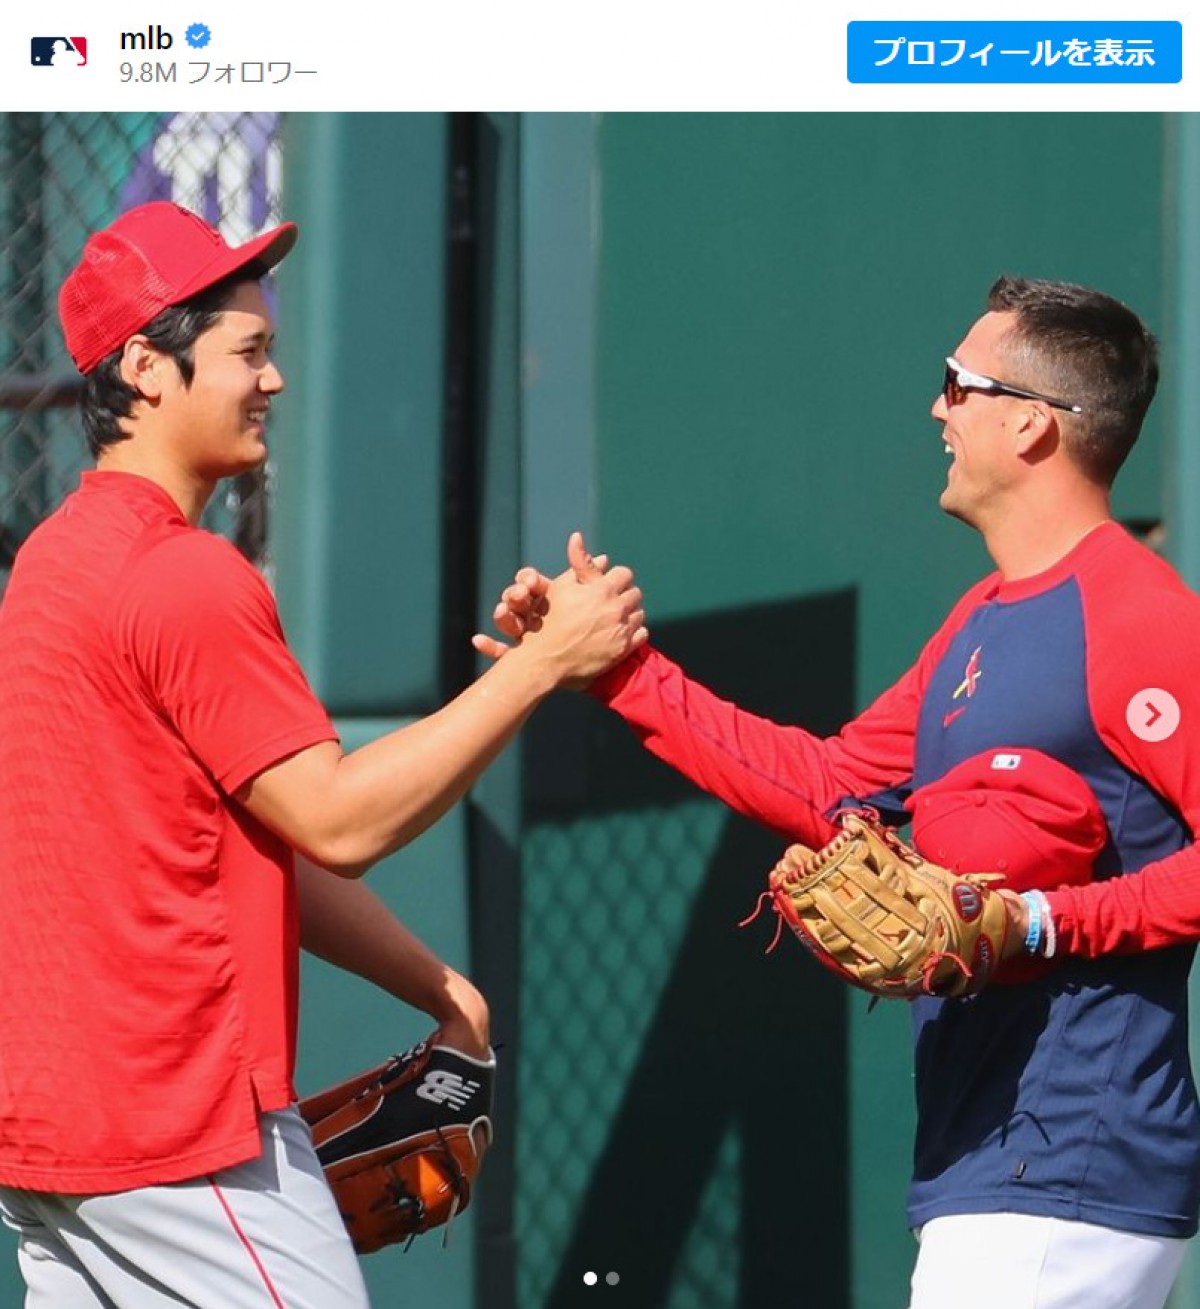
[{"xmin": 591, "ymin": 540, "xmax": 1200, "ymax": 960}]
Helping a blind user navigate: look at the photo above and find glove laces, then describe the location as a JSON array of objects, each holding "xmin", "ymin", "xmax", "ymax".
[{"xmin": 738, "ymin": 891, "xmax": 786, "ymax": 954}]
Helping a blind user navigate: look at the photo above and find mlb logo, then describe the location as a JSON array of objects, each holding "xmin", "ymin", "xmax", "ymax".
[{"xmin": 31, "ymin": 37, "xmax": 88, "ymax": 67}]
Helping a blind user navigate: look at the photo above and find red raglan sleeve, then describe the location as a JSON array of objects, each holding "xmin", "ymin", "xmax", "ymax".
[
  {"xmin": 117, "ymin": 532, "xmax": 338, "ymax": 793},
  {"xmin": 588, "ymin": 584, "xmax": 989, "ymax": 845},
  {"xmin": 1049, "ymin": 580, "xmax": 1200, "ymax": 955}
]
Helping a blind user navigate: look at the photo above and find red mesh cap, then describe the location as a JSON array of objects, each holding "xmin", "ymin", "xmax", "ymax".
[
  {"xmin": 907, "ymin": 748, "xmax": 1108, "ymax": 895},
  {"xmin": 58, "ymin": 202, "xmax": 298, "ymax": 374}
]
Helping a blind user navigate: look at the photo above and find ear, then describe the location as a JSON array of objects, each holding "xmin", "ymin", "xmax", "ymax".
[
  {"xmin": 1013, "ymin": 402, "xmax": 1057, "ymax": 459},
  {"xmin": 118, "ymin": 336, "xmax": 167, "ymax": 400}
]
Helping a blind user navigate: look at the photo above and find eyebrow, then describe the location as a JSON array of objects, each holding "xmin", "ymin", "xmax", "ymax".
[{"xmin": 234, "ymin": 331, "xmax": 276, "ymax": 349}]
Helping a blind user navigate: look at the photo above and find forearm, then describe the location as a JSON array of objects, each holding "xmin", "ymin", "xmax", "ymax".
[
  {"xmin": 964, "ymin": 855, "xmax": 1200, "ymax": 967},
  {"xmin": 243, "ymin": 644, "xmax": 557, "ymax": 874},
  {"xmin": 329, "ymin": 651, "xmax": 552, "ymax": 864},
  {"xmin": 243, "ymin": 552, "xmax": 647, "ymax": 872},
  {"xmin": 296, "ymin": 858, "xmax": 489, "ymax": 1056},
  {"xmin": 1045, "ymin": 842, "xmax": 1200, "ymax": 957},
  {"xmin": 591, "ymin": 646, "xmax": 908, "ymax": 843}
]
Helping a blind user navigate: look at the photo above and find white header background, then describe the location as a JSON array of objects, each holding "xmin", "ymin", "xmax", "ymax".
[{"xmin": 0, "ymin": 3, "xmax": 1192, "ymax": 111}]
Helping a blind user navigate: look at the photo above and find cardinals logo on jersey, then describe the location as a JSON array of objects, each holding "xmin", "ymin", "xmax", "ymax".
[{"xmin": 943, "ymin": 645, "xmax": 983, "ymax": 728}]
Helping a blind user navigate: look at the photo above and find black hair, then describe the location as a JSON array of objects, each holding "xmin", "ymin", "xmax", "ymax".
[
  {"xmin": 79, "ymin": 261, "xmax": 269, "ymax": 459},
  {"xmin": 986, "ymin": 276, "xmax": 1158, "ymax": 486}
]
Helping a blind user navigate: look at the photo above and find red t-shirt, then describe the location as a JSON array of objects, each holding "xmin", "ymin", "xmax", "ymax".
[{"xmin": 0, "ymin": 471, "xmax": 337, "ymax": 1192}]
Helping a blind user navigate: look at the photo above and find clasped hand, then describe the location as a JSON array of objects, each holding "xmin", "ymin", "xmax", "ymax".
[{"xmin": 472, "ymin": 531, "xmax": 647, "ymax": 689}]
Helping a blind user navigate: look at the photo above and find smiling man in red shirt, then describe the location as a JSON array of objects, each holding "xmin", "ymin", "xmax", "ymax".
[{"xmin": 0, "ymin": 202, "xmax": 647, "ymax": 1308}]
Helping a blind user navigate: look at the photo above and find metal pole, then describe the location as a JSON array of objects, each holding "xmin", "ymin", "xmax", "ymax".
[
  {"xmin": 1164, "ymin": 110, "xmax": 1200, "ymax": 1309},
  {"xmin": 1, "ymin": 113, "xmax": 49, "ymax": 559}
]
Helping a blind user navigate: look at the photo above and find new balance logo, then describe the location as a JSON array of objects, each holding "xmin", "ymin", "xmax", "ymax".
[{"xmin": 416, "ymin": 1070, "xmax": 480, "ymax": 1111}]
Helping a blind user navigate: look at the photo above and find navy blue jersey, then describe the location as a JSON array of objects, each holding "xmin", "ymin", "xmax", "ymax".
[
  {"xmin": 594, "ymin": 521, "xmax": 1200, "ymax": 1237},
  {"xmin": 908, "ymin": 532, "xmax": 1198, "ymax": 1235}
]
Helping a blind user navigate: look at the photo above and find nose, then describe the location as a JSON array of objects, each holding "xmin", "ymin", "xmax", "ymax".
[
  {"xmin": 260, "ymin": 360, "xmax": 285, "ymax": 395},
  {"xmin": 931, "ymin": 391, "xmax": 949, "ymax": 423}
]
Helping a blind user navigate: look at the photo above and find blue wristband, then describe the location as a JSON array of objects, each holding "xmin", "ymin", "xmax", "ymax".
[{"xmin": 1021, "ymin": 891, "xmax": 1044, "ymax": 956}]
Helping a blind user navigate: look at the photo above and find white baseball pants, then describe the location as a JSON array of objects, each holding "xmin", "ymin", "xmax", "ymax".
[
  {"xmin": 0, "ymin": 1106, "xmax": 370, "ymax": 1308},
  {"xmin": 909, "ymin": 1212, "xmax": 1187, "ymax": 1309}
]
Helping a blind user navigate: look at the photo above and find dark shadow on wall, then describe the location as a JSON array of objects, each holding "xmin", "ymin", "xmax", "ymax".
[{"xmin": 523, "ymin": 590, "xmax": 857, "ymax": 1309}]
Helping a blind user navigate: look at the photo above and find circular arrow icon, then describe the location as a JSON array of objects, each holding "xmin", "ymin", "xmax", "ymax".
[{"xmin": 1126, "ymin": 688, "xmax": 1181, "ymax": 743}]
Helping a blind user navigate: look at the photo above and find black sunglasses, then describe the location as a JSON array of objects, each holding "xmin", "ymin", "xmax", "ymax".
[{"xmin": 943, "ymin": 356, "xmax": 1083, "ymax": 415}]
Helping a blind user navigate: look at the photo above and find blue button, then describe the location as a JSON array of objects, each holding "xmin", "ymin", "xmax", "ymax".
[{"xmin": 847, "ymin": 22, "xmax": 1181, "ymax": 83}]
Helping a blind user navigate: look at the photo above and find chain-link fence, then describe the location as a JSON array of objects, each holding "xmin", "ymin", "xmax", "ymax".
[
  {"xmin": 0, "ymin": 111, "xmax": 284, "ymax": 591},
  {"xmin": 514, "ymin": 620, "xmax": 854, "ymax": 1309},
  {"xmin": 518, "ymin": 799, "xmax": 740, "ymax": 1309}
]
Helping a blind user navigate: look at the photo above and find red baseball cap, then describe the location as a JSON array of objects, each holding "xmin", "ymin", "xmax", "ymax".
[
  {"xmin": 59, "ymin": 202, "xmax": 298, "ymax": 375},
  {"xmin": 907, "ymin": 747, "xmax": 1108, "ymax": 895}
]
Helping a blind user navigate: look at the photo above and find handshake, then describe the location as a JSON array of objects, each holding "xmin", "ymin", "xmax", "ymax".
[{"xmin": 471, "ymin": 531, "xmax": 647, "ymax": 691}]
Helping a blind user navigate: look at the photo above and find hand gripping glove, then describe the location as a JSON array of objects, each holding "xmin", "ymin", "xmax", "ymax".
[
  {"xmin": 764, "ymin": 813, "xmax": 1013, "ymax": 999},
  {"xmin": 298, "ymin": 1033, "xmax": 496, "ymax": 1253}
]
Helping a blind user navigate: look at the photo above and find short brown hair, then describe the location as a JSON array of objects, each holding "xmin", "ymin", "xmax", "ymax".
[{"xmin": 987, "ymin": 276, "xmax": 1158, "ymax": 486}]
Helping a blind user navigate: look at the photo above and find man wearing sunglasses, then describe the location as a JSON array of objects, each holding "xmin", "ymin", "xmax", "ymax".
[{"xmin": 481, "ymin": 276, "xmax": 1200, "ymax": 1309}]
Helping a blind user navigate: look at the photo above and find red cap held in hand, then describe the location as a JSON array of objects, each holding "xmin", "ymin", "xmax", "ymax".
[{"xmin": 908, "ymin": 748, "xmax": 1107, "ymax": 895}]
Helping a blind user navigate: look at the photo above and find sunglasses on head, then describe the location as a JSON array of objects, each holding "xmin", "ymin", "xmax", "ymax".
[{"xmin": 942, "ymin": 356, "xmax": 1083, "ymax": 415}]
